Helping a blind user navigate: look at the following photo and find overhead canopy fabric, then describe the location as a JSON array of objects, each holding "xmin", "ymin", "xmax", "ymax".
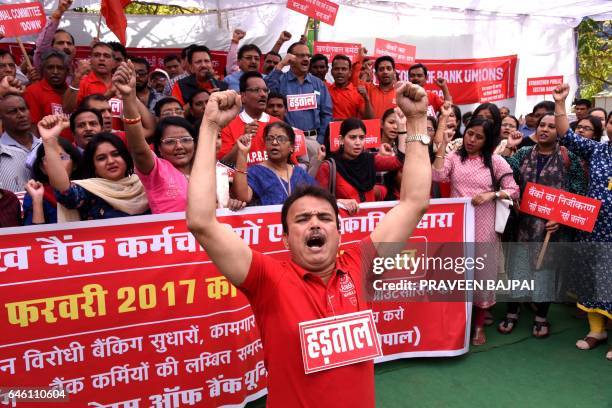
[{"xmin": 3, "ymin": 0, "xmax": 611, "ymax": 114}]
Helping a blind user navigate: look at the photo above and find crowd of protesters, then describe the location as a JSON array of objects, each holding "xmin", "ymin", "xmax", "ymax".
[{"xmin": 0, "ymin": 0, "xmax": 610, "ymax": 363}]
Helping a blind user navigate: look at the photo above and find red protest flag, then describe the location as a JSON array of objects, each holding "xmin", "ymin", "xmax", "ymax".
[{"xmin": 100, "ymin": 0, "xmax": 132, "ymax": 45}]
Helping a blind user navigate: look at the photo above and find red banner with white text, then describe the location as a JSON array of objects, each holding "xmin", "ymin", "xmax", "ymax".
[
  {"xmin": 3, "ymin": 43, "xmax": 228, "ymax": 78},
  {"xmin": 396, "ymin": 55, "xmax": 518, "ymax": 105},
  {"xmin": 0, "ymin": 199, "xmax": 471, "ymax": 406},
  {"xmin": 0, "ymin": 3, "xmax": 46, "ymax": 39}
]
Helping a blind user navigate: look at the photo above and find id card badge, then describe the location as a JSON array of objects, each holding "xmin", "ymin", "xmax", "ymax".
[{"xmin": 299, "ymin": 310, "xmax": 382, "ymax": 374}]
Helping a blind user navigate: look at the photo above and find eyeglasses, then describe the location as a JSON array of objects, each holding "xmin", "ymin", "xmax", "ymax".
[
  {"xmin": 501, "ymin": 123, "xmax": 517, "ymax": 128},
  {"xmin": 160, "ymin": 136, "xmax": 194, "ymax": 147},
  {"xmin": 245, "ymin": 87, "xmax": 269, "ymax": 94},
  {"xmin": 575, "ymin": 125, "xmax": 594, "ymax": 132},
  {"xmin": 160, "ymin": 108, "xmax": 184, "ymax": 118},
  {"xmin": 264, "ymin": 135, "xmax": 290, "ymax": 144}
]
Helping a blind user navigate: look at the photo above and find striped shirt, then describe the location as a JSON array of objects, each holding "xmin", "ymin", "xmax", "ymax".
[{"xmin": 0, "ymin": 144, "xmax": 29, "ymax": 193}]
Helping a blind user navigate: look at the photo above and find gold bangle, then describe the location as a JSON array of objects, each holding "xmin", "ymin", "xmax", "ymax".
[
  {"xmin": 435, "ymin": 155, "xmax": 445, "ymax": 159},
  {"xmin": 554, "ymin": 112, "xmax": 566, "ymax": 117},
  {"xmin": 123, "ymin": 116, "xmax": 142, "ymax": 125}
]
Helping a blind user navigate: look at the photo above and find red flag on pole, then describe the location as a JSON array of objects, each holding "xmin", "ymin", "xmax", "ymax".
[{"xmin": 100, "ymin": 0, "xmax": 132, "ymax": 45}]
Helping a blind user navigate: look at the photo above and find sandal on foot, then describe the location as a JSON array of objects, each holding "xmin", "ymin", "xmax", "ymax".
[
  {"xmin": 532, "ymin": 320, "xmax": 551, "ymax": 339},
  {"xmin": 576, "ymin": 336, "xmax": 607, "ymax": 350},
  {"xmin": 606, "ymin": 346, "xmax": 612, "ymax": 361},
  {"xmin": 472, "ymin": 326, "xmax": 486, "ymax": 346},
  {"xmin": 497, "ymin": 315, "xmax": 518, "ymax": 334}
]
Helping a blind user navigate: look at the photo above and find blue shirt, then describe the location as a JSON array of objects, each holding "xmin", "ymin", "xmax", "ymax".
[
  {"xmin": 248, "ymin": 165, "xmax": 316, "ymax": 205},
  {"xmin": 265, "ymin": 69, "xmax": 333, "ymax": 144},
  {"xmin": 223, "ymin": 70, "xmax": 244, "ymax": 92}
]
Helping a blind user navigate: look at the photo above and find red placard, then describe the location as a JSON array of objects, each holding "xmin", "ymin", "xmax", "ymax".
[
  {"xmin": 293, "ymin": 128, "xmax": 307, "ymax": 157},
  {"xmin": 0, "ymin": 199, "xmax": 471, "ymax": 406},
  {"xmin": 286, "ymin": 0, "xmax": 339, "ymax": 26},
  {"xmin": 374, "ymin": 39, "xmax": 416, "ymax": 65},
  {"xmin": 0, "ymin": 2, "xmax": 46, "ymax": 39},
  {"xmin": 396, "ymin": 55, "xmax": 518, "ymax": 105},
  {"xmin": 287, "ymin": 93, "xmax": 318, "ymax": 112},
  {"xmin": 329, "ymin": 119, "xmax": 381, "ymax": 152},
  {"xmin": 526, "ymin": 76, "xmax": 563, "ymax": 96},
  {"xmin": 299, "ymin": 310, "xmax": 382, "ymax": 374},
  {"xmin": 520, "ymin": 182, "xmax": 602, "ymax": 232},
  {"xmin": 313, "ymin": 41, "xmax": 361, "ymax": 62}
]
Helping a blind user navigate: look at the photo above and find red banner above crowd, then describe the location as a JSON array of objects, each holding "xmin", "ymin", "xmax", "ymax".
[
  {"xmin": 0, "ymin": 200, "xmax": 472, "ymax": 406},
  {"xmin": 397, "ymin": 55, "xmax": 518, "ymax": 105},
  {"xmin": 374, "ymin": 38, "xmax": 416, "ymax": 65}
]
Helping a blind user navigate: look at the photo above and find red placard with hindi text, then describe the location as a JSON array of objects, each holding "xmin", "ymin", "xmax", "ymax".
[
  {"xmin": 0, "ymin": 3, "xmax": 46, "ymax": 38},
  {"xmin": 374, "ymin": 39, "xmax": 416, "ymax": 65},
  {"xmin": 329, "ymin": 119, "xmax": 381, "ymax": 152},
  {"xmin": 526, "ymin": 76, "xmax": 563, "ymax": 96},
  {"xmin": 286, "ymin": 0, "xmax": 339, "ymax": 25},
  {"xmin": 396, "ymin": 55, "xmax": 518, "ymax": 105},
  {"xmin": 299, "ymin": 310, "xmax": 382, "ymax": 374},
  {"xmin": 287, "ymin": 93, "xmax": 318, "ymax": 112},
  {"xmin": 519, "ymin": 182, "xmax": 602, "ymax": 232},
  {"xmin": 313, "ymin": 41, "xmax": 361, "ymax": 63}
]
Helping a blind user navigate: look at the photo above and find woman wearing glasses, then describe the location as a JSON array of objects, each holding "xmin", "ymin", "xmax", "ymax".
[
  {"xmin": 232, "ymin": 121, "xmax": 316, "ymax": 206},
  {"xmin": 114, "ymin": 61, "xmax": 237, "ymax": 213},
  {"xmin": 494, "ymin": 115, "xmax": 522, "ymax": 155}
]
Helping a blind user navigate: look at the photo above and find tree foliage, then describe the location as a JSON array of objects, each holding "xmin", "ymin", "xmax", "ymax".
[
  {"xmin": 576, "ymin": 18, "xmax": 612, "ymax": 99},
  {"xmin": 74, "ymin": 1, "xmax": 204, "ymax": 15}
]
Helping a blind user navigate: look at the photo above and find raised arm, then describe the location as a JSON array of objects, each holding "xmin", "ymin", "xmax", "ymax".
[
  {"xmin": 187, "ymin": 91, "xmax": 252, "ymax": 286},
  {"xmin": 226, "ymin": 29, "xmax": 245, "ymax": 74},
  {"xmin": 63, "ymin": 59, "xmax": 91, "ymax": 113},
  {"xmin": 435, "ymin": 78, "xmax": 452, "ymax": 102},
  {"xmin": 38, "ymin": 115, "xmax": 71, "ymax": 192},
  {"xmin": 34, "ymin": 0, "xmax": 71, "ymax": 70},
  {"xmin": 371, "ymin": 82, "xmax": 430, "ymax": 248},
  {"xmin": 113, "ymin": 61, "xmax": 156, "ymax": 174},
  {"xmin": 230, "ymin": 135, "xmax": 254, "ymax": 203},
  {"xmin": 269, "ymin": 31, "xmax": 292, "ymax": 55},
  {"xmin": 265, "ymin": 54, "xmax": 294, "ymax": 93},
  {"xmin": 553, "ymin": 83, "xmax": 598, "ymax": 161}
]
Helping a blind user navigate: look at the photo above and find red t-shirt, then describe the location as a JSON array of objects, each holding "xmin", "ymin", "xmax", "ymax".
[
  {"xmin": 77, "ymin": 71, "xmax": 111, "ymax": 106},
  {"xmin": 315, "ymin": 155, "xmax": 401, "ymax": 202},
  {"xmin": 24, "ymin": 79, "xmax": 72, "ymax": 142},
  {"xmin": 426, "ymin": 90, "xmax": 444, "ymax": 116},
  {"xmin": 217, "ymin": 112, "xmax": 280, "ymax": 165},
  {"xmin": 240, "ymin": 237, "xmax": 377, "ymax": 408},
  {"xmin": 365, "ymin": 83, "xmax": 396, "ymax": 119},
  {"xmin": 327, "ymin": 82, "xmax": 365, "ymax": 120}
]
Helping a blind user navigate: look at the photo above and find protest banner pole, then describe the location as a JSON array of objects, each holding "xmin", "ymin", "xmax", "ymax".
[
  {"xmin": 535, "ymin": 230, "xmax": 552, "ymax": 270},
  {"xmin": 96, "ymin": 11, "xmax": 103, "ymax": 40},
  {"xmin": 303, "ymin": 17, "xmax": 310, "ymax": 37},
  {"xmin": 16, "ymin": 37, "xmax": 33, "ymax": 70}
]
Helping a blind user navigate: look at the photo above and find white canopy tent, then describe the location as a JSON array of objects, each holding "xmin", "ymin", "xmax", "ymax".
[{"xmin": 4, "ymin": 0, "xmax": 612, "ymax": 114}]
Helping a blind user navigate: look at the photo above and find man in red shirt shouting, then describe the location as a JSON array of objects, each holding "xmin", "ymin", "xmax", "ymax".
[{"xmin": 187, "ymin": 83, "xmax": 431, "ymax": 407}]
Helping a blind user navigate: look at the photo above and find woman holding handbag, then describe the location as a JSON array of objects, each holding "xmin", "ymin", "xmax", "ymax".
[
  {"xmin": 433, "ymin": 116, "xmax": 519, "ymax": 346},
  {"xmin": 499, "ymin": 111, "xmax": 587, "ymax": 338}
]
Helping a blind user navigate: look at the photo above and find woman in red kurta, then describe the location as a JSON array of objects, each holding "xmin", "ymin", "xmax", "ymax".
[{"xmin": 316, "ymin": 118, "xmax": 402, "ymax": 202}]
